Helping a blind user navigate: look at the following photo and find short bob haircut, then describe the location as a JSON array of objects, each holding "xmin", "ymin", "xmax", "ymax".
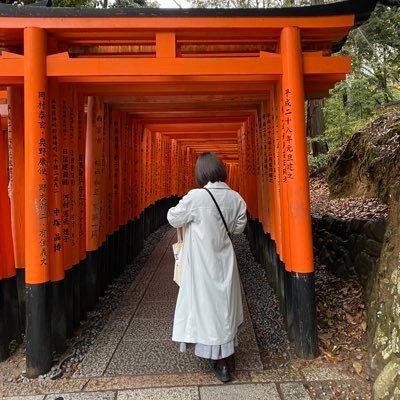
[{"xmin": 195, "ymin": 152, "xmax": 227, "ymax": 187}]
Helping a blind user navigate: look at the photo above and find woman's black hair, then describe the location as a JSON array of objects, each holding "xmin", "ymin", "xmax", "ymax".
[{"xmin": 195, "ymin": 152, "xmax": 227, "ymax": 187}]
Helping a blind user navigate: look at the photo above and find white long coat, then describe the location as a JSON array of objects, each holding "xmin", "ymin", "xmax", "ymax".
[{"xmin": 167, "ymin": 181, "xmax": 247, "ymax": 346}]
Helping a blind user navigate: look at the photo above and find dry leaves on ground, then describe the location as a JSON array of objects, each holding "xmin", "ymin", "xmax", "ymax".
[{"xmin": 310, "ymin": 178, "xmax": 388, "ymax": 220}]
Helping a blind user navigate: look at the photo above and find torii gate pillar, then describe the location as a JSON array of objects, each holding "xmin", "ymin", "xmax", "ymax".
[
  {"xmin": 24, "ymin": 27, "xmax": 52, "ymax": 378},
  {"xmin": 281, "ymin": 26, "xmax": 318, "ymax": 358}
]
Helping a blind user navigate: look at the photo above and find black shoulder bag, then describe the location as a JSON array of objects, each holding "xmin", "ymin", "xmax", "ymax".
[{"xmin": 203, "ymin": 188, "xmax": 231, "ymax": 239}]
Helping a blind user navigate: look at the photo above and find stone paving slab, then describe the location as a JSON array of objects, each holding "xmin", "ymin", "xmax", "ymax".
[
  {"xmin": 250, "ymin": 369, "xmax": 304, "ymax": 383},
  {"xmin": 105, "ymin": 340, "xmax": 211, "ymax": 376},
  {"xmin": 1, "ymin": 397, "xmax": 45, "ymax": 400},
  {"xmin": 83, "ymin": 371, "xmax": 252, "ymax": 392},
  {"xmin": 134, "ymin": 301, "xmax": 176, "ymax": 319},
  {"xmin": 0, "ymin": 379, "xmax": 89, "ymax": 397},
  {"xmin": 45, "ymin": 392, "xmax": 115, "ymax": 400},
  {"xmin": 140, "ymin": 284, "xmax": 179, "ymax": 302},
  {"xmin": 73, "ymin": 345, "xmax": 117, "ymax": 378},
  {"xmin": 200, "ymin": 383, "xmax": 281, "ymax": 400},
  {"xmin": 75, "ymin": 230, "xmax": 175, "ymax": 379},
  {"xmin": 279, "ymin": 382, "xmax": 312, "ymax": 400},
  {"xmin": 301, "ymin": 366, "xmax": 353, "ymax": 381},
  {"xmin": 123, "ymin": 318, "xmax": 173, "ymax": 341},
  {"xmin": 117, "ymin": 386, "xmax": 200, "ymax": 400}
]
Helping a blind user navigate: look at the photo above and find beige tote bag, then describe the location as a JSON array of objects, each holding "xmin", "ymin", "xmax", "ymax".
[{"xmin": 172, "ymin": 228, "xmax": 184, "ymax": 286}]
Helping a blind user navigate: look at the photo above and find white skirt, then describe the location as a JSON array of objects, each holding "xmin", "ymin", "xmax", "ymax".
[{"xmin": 179, "ymin": 337, "xmax": 237, "ymax": 360}]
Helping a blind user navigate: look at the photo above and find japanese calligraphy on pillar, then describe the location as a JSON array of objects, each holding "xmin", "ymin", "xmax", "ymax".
[
  {"xmin": 110, "ymin": 111, "xmax": 120, "ymax": 230},
  {"xmin": 50, "ymin": 96, "xmax": 62, "ymax": 254},
  {"xmin": 273, "ymin": 98, "xmax": 281, "ymax": 189},
  {"xmin": 98, "ymin": 106, "xmax": 107, "ymax": 241},
  {"xmin": 7, "ymin": 104, "xmax": 13, "ymax": 190},
  {"xmin": 61, "ymin": 98, "xmax": 70, "ymax": 248},
  {"xmin": 126, "ymin": 120, "xmax": 132, "ymax": 222},
  {"xmin": 266, "ymin": 111, "xmax": 274, "ymax": 184},
  {"xmin": 280, "ymin": 95, "xmax": 287, "ymax": 183},
  {"xmin": 37, "ymin": 91, "xmax": 48, "ymax": 266},
  {"xmin": 69, "ymin": 101, "xmax": 76, "ymax": 249},
  {"xmin": 259, "ymin": 110, "xmax": 266, "ymax": 180},
  {"xmin": 282, "ymin": 88, "xmax": 295, "ymax": 182},
  {"xmin": 122, "ymin": 115, "xmax": 128, "ymax": 216},
  {"xmin": 92, "ymin": 104, "xmax": 103, "ymax": 239},
  {"xmin": 77, "ymin": 102, "xmax": 85, "ymax": 244},
  {"xmin": 112, "ymin": 115, "xmax": 119, "ymax": 197},
  {"xmin": 246, "ymin": 118, "xmax": 256, "ymax": 176}
]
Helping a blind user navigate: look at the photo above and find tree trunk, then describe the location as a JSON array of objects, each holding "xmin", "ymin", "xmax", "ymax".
[
  {"xmin": 307, "ymin": 99, "xmax": 328, "ymax": 156},
  {"xmin": 306, "ymin": 0, "xmax": 328, "ymax": 157}
]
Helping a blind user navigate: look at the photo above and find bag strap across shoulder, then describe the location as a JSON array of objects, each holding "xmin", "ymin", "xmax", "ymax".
[{"xmin": 203, "ymin": 187, "xmax": 231, "ymax": 238}]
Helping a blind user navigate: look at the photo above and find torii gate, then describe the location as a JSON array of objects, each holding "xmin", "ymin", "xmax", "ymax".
[{"xmin": 0, "ymin": 0, "xmax": 377, "ymax": 377}]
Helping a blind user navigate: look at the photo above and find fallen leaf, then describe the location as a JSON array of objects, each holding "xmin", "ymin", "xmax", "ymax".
[
  {"xmin": 361, "ymin": 322, "xmax": 367, "ymax": 331},
  {"xmin": 353, "ymin": 361, "xmax": 363, "ymax": 375},
  {"xmin": 321, "ymin": 350, "xmax": 339, "ymax": 362}
]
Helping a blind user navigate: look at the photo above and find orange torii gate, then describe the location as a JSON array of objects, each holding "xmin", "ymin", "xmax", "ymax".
[{"xmin": 0, "ymin": 0, "xmax": 377, "ymax": 377}]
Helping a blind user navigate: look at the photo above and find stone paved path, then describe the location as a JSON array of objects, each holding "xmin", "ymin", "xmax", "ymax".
[{"xmin": 0, "ymin": 229, "xmax": 363, "ymax": 399}]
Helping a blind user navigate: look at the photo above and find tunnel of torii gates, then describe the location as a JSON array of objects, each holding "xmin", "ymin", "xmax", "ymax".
[{"xmin": 0, "ymin": 0, "xmax": 377, "ymax": 378}]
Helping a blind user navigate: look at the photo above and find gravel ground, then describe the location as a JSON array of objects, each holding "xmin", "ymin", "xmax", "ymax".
[{"xmin": 233, "ymin": 234, "xmax": 291, "ymax": 369}]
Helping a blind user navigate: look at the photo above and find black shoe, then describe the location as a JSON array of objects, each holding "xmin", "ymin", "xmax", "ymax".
[{"xmin": 212, "ymin": 359, "xmax": 230, "ymax": 383}]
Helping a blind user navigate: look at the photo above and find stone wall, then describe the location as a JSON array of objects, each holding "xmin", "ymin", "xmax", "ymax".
[
  {"xmin": 368, "ymin": 192, "xmax": 400, "ymax": 399},
  {"xmin": 312, "ymin": 213, "xmax": 400, "ymax": 398},
  {"xmin": 322, "ymin": 109, "xmax": 400, "ymax": 399},
  {"xmin": 312, "ymin": 216, "xmax": 387, "ymax": 302}
]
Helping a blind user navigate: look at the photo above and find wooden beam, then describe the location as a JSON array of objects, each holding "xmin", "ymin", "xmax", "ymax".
[
  {"xmin": 0, "ymin": 52, "xmax": 350, "ymax": 84},
  {"xmin": 0, "ymin": 15, "xmax": 354, "ymax": 31}
]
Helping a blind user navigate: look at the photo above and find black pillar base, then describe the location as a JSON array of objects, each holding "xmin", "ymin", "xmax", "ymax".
[
  {"xmin": 86, "ymin": 250, "xmax": 98, "ymax": 310},
  {"xmin": 64, "ymin": 268, "xmax": 74, "ymax": 338},
  {"xmin": 284, "ymin": 269, "xmax": 295, "ymax": 340},
  {"xmin": 104, "ymin": 235, "xmax": 112, "ymax": 286},
  {"xmin": 0, "ymin": 276, "xmax": 22, "ymax": 361},
  {"xmin": 111, "ymin": 232, "xmax": 119, "ymax": 281},
  {"xmin": 292, "ymin": 272, "xmax": 319, "ymax": 358},
  {"xmin": 128, "ymin": 220, "xmax": 134, "ymax": 264},
  {"xmin": 96, "ymin": 243, "xmax": 105, "ymax": 298},
  {"xmin": 277, "ymin": 259, "xmax": 286, "ymax": 316},
  {"xmin": 122, "ymin": 224, "xmax": 128, "ymax": 270},
  {"xmin": 79, "ymin": 258, "xmax": 88, "ymax": 321},
  {"xmin": 26, "ymin": 281, "xmax": 52, "ymax": 378},
  {"xmin": 0, "ymin": 281, "xmax": 8, "ymax": 361},
  {"xmin": 16, "ymin": 268, "xmax": 26, "ymax": 333},
  {"xmin": 72, "ymin": 264, "xmax": 81, "ymax": 327},
  {"xmin": 270, "ymin": 251, "xmax": 279, "ymax": 293},
  {"xmin": 2, "ymin": 275, "xmax": 21, "ymax": 345},
  {"xmin": 51, "ymin": 279, "xmax": 66, "ymax": 354}
]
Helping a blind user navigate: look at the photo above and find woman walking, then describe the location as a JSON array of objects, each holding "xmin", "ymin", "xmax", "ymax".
[{"xmin": 167, "ymin": 152, "xmax": 247, "ymax": 382}]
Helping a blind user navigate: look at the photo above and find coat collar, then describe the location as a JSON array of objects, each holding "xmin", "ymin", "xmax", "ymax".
[{"xmin": 204, "ymin": 181, "xmax": 230, "ymax": 189}]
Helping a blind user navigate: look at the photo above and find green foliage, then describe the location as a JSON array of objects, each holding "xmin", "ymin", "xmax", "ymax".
[
  {"xmin": 0, "ymin": 0, "xmax": 157, "ymax": 6},
  {"xmin": 308, "ymin": 153, "xmax": 329, "ymax": 175},
  {"xmin": 323, "ymin": 82, "xmax": 365, "ymax": 149},
  {"xmin": 323, "ymin": 4, "xmax": 400, "ymax": 155},
  {"xmin": 53, "ymin": 0, "xmax": 95, "ymax": 7},
  {"xmin": 190, "ymin": 0, "xmax": 328, "ymax": 8},
  {"xmin": 110, "ymin": 0, "xmax": 159, "ymax": 7},
  {"xmin": 344, "ymin": 4, "xmax": 400, "ymax": 105}
]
